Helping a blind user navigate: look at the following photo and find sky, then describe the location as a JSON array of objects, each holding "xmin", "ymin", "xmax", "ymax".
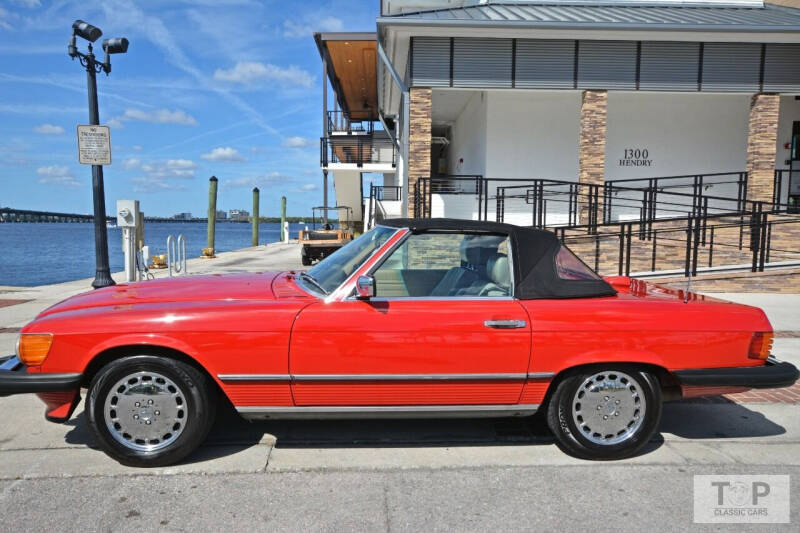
[{"xmin": 0, "ymin": 0, "xmax": 379, "ymax": 217}]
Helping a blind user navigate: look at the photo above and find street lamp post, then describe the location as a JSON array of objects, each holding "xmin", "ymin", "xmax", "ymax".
[{"xmin": 68, "ymin": 20, "xmax": 128, "ymax": 289}]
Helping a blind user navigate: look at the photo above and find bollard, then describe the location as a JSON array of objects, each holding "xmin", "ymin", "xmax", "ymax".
[
  {"xmin": 205, "ymin": 176, "xmax": 217, "ymax": 257},
  {"xmin": 252, "ymin": 187, "xmax": 260, "ymax": 247},
  {"xmin": 280, "ymin": 196, "xmax": 287, "ymax": 242}
]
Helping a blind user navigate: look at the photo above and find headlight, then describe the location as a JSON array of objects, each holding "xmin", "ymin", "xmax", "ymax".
[{"xmin": 17, "ymin": 333, "xmax": 54, "ymax": 366}]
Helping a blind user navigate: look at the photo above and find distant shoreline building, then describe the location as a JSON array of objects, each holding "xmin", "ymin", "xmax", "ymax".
[
  {"xmin": 229, "ymin": 209, "xmax": 250, "ymax": 222},
  {"xmin": 172, "ymin": 212, "xmax": 192, "ymax": 221},
  {"xmin": 216, "ymin": 210, "xmax": 228, "ymax": 220}
]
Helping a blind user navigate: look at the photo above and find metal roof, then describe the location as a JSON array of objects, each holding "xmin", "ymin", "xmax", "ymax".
[{"xmin": 377, "ymin": 3, "xmax": 800, "ymax": 32}]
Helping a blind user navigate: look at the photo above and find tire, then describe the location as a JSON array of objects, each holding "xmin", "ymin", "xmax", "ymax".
[
  {"xmin": 546, "ymin": 366, "xmax": 662, "ymax": 460},
  {"xmin": 86, "ymin": 355, "xmax": 217, "ymax": 467},
  {"xmin": 301, "ymin": 254, "xmax": 312, "ymax": 266}
]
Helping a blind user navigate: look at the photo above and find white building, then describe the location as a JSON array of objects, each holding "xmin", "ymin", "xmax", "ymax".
[{"xmin": 316, "ymin": 0, "xmax": 800, "ymax": 230}]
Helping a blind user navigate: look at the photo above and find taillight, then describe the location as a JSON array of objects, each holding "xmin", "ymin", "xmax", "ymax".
[
  {"xmin": 748, "ymin": 332, "xmax": 773, "ymax": 360},
  {"xmin": 17, "ymin": 333, "xmax": 53, "ymax": 366}
]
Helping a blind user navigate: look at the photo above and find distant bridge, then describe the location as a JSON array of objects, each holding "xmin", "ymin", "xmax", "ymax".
[{"xmin": 0, "ymin": 208, "xmax": 215, "ymax": 224}]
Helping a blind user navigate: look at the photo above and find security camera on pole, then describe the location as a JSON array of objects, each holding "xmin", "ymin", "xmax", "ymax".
[{"xmin": 68, "ymin": 20, "xmax": 129, "ymax": 289}]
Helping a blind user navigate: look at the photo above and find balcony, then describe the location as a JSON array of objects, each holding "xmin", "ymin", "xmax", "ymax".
[
  {"xmin": 327, "ymin": 110, "xmax": 374, "ymax": 135},
  {"xmin": 320, "ymin": 131, "xmax": 395, "ymax": 168}
]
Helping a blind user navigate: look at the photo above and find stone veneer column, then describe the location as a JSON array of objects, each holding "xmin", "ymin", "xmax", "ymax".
[
  {"xmin": 407, "ymin": 87, "xmax": 432, "ymax": 218},
  {"xmin": 745, "ymin": 93, "xmax": 780, "ymax": 205},
  {"xmin": 578, "ymin": 90, "xmax": 608, "ymax": 224}
]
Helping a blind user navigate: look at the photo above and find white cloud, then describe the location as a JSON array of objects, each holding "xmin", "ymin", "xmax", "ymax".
[
  {"xmin": 129, "ymin": 159, "xmax": 197, "ymax": 193},
  {"xmin": 0, "ymin": 8, "xmax": 14, "ymax": 31},
  {"xmin": 292, "ymin": 183, "xmax": 318, "ymax": 193},
  {"xmin": 132, "ymin": 145, "xmax": 142, "ymax": 151},
  {"xmin": 213, "ymin": 61, "xmax": 313, "ymax": 88},
  {"xmin": 9, "ymin": 0, "xmax": 41, "ymax": 7},
  {"xmin": 122, "ymin": 158, "xmax": 141, "ymax": 170},
  {"xmin": 107, "ymin": 118, "xmax": 124, "ymax": 129},
  {"xmin": 283, "ymin": 16, "xmax": 343, "ymax": 38},
  {"xmin": 110, "ymin": 108, "xmax": 197, "ymax": 127},
  {"xmin": 131, "ymin": 177, "xmax": 188, "ymax": 193},
  {"xmin": 200, "ymin": 146, "xmax": 246, "ymax": 162},
  {"xmin": 282, "ymin": 136, "xmax": 311, "ymax": 148},
  {"xmin": 228, "ymin": 172, "xmax": 288, "ymax": 188},
  {"xmin": 33, "ymin": 123, "xmax": 63, "ymax": 135},
  {"xmin": 139, "ymin": 159, "xmax": 197, "ymax": 178},
  {"xmin": 36, "ymin": 165, "xmax": 81, "ymax": 187}
]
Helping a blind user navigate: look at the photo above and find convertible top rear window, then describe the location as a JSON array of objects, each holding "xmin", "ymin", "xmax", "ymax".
[{"xmin": 555, "ymin": 246, "xmax": 601, "ymax": 281}]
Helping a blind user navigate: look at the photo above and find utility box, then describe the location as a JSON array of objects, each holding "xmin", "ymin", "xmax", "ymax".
[{"xmin": 117, "ymin": 199, "xmax": 140, "ymax": 228}]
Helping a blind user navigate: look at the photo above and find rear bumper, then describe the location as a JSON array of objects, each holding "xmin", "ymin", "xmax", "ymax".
[
  {"xmin": 673, "ymin": 358, "xmax": 799, "ymax": 390},
  {"xmin": 0, "ymin": 356, "xmax": 82, "ymax": 396}
]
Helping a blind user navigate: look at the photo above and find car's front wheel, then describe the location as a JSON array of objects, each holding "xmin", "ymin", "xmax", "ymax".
[
  {"xmin": 546, "ymin": 366, "xmax": 662, "ymax": 460},
  {"xmin": 86, "ymin": 355, "xmax": 217, "ymax": 467}
]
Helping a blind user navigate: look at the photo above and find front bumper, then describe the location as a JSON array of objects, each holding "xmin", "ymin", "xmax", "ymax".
[
  {"xmin": 673, "ymin": 357, "xmax": 799, "ymax": 390},
  {"xmin": 0, "ymin": 355, "xmax": 82, "ymax": 396}
]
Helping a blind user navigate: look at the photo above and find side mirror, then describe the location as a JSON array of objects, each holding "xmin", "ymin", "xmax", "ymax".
[{"xmin": 355, "ymin": 275, "xmax": 375, "ymax": 299}]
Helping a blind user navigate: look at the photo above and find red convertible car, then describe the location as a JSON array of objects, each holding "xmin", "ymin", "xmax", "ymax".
[{"xmin": 0, "ymin": 219, "xmax": 797, "ymax": 466}]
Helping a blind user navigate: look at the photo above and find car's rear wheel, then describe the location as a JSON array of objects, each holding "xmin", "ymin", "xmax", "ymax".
[
  {"xmin": 546, "ymin": 366, "xmax": 662, "ymax": 460},
  {"xmin": 86, "ymin": 355, "xmax": 217, "ymax": 467}
]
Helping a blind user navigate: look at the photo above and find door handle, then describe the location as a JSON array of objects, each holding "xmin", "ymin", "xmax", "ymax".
[{"xmin": 484, "ymin": 319, "xmax": 527, "ymax": 329}]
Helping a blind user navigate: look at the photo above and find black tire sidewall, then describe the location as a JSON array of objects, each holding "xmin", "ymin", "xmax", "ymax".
[
  {"xmin": 86, "ymin": 355, "xmax": 215, "ymax": 467},
  {"xmin": 548, "ymin": 367, "xmax": 662, "ymax": 460}
]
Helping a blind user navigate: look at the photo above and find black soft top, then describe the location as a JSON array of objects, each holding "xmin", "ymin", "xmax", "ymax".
[{"xmin": 379, "ymin": 218, "xmax": 616, "ymax": 299}]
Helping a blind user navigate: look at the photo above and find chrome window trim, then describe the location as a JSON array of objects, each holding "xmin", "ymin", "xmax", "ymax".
[
  {"xmin": 362, "ymin": 296, "xmax": 515, "ymax": 302},
  {"xmin": 326, "ymin": 226, "xmax": 407, "ymax": 303},
  {"xmin": 346, "ymin": 229, "xmax": 515, "ymax": 302}
]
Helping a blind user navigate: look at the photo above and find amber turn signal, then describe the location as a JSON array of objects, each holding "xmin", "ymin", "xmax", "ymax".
[
  {"xmin": 17, "ymin": 333, "xmax": 53, "ymax": 366},
  {"xmin": 748, "ymin": 331, "xmax": 774, "ymax": 360}
]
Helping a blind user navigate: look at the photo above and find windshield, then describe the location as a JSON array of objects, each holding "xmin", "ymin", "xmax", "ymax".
[{"xmin": 302, "ymin": 226, "xmax": 397, "ymax": 294}]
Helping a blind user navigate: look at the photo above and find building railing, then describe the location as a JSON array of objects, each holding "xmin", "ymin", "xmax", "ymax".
[
  {"xmin": 365, "ymin": 185, "xmax": 404, "ymax": 230},
  {"xmin": 411, "ymin": 172, "xmax": 790, "ymax": 234},
  {"xmin": 552, "ymin": 205, "xmax": 800, "ymax": 278},
  {"xmin": 606, "ymin": 171, "xmax": 748, "ymax": 211},
  {"xmin": 326, "ymin": 110, "xmax": 375, "ymax": 135},
  {"xmin": 413, "ymin": 175, "xmax": 485, "ymax": 219},
  {"xmin": 320, "ymin": 135, "xmax": 395, "ymax": 167}
]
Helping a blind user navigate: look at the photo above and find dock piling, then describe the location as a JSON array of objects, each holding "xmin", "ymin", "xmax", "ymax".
[
  {"xmin": 205, "ymin": 176, "xmax": 218, "ymax": 257},
  {"xmin": 252, "ymin": 187, "xmax": 260, "ymax": 247},
  {"xmin": 280, "ymin": 196, "xmax": 287, "ymax": 242}
]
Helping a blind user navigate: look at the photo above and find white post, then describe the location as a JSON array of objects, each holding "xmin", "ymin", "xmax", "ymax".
[{"xmin": 283, "ymin": 221, "xmax": 290, "ymax": 243}]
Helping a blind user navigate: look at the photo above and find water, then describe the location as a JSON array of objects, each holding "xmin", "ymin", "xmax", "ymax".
[{"xmin": 0, "ymin": 221, "xmax": 304, "ymax": 287}]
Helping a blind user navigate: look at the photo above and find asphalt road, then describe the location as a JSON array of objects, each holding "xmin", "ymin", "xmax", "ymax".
[{"xmin": 1, "ymin": 464, "xmax": 798, "ymax": 531}]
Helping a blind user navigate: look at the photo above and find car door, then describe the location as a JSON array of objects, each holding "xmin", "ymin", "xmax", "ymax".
[{"xmin": 289, "ymin": 231, "xmax": 532, "ymax": 406}]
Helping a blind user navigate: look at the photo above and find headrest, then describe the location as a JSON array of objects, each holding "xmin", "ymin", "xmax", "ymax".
[
  {"xmin": 460, "ymin": 235, "xmax": 505, "ymax": 270},
  {"xmin": 487, "ymin": 254, "xmax": 510, "ymax": 288}
]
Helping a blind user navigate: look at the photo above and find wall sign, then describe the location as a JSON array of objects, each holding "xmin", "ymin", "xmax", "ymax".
[{"xmin": 619, "ymin": 147, "xmax": 652, "ymax": 168}]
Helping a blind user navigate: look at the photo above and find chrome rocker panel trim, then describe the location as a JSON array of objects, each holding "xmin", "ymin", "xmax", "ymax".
[
  {"xmin": 236, "ymin": 404, "xmax": 540, "ymax": 420},
  {"xmin": 218, "ymin": 372, "xmax": 555, "ymax": 383}
]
